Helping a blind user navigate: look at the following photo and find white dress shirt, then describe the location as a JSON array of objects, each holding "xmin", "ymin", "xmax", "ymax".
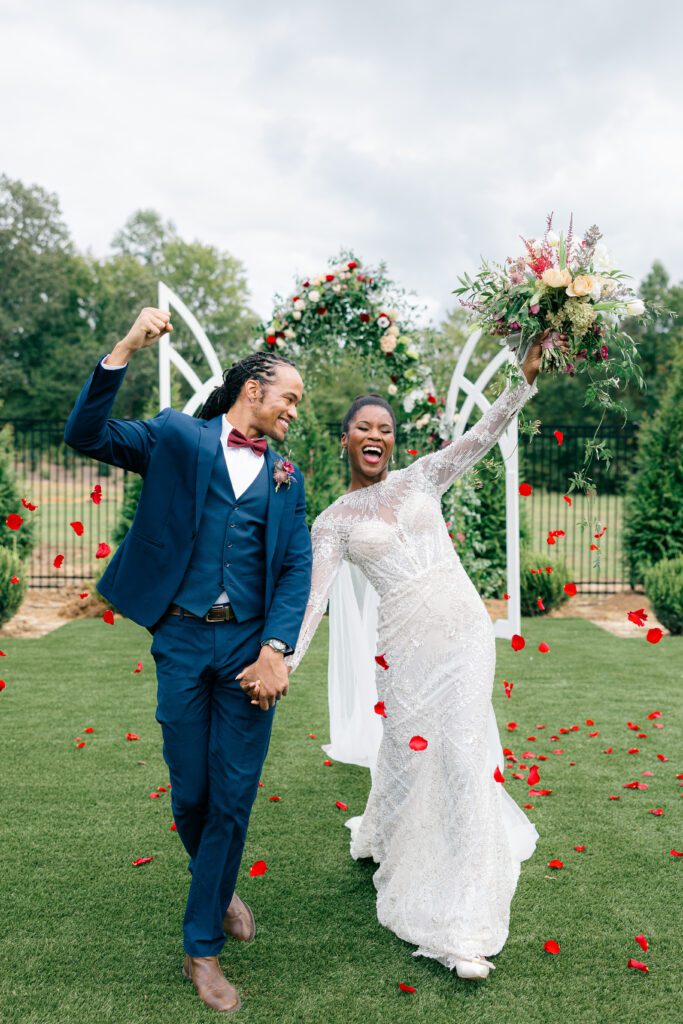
[{"xmin": 100, "ymin": 356, "xmax": 266, "ymax": 606}]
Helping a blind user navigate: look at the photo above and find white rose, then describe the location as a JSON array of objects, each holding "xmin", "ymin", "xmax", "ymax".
[
  {"xmin": 332, "ymin": 284, "xmax": 342, "ymax": 294},
  {"xmin": 293, "ymin": 298, "xmax": 306, "ymax": 311},
  {"xmin": 284, "ymin": 328, "xmax": 296, "ymax": 339},
  {"xmin": 292, "ymin": 310, "xmax": 302, "ymax": 320},
  {"xmin": 377, "ymin": 314, "xmax": 391, "ymax": 330},
  {"xmin": 592, "ymin": 243, "xmax": 613, "ymax": 273},
  {"xmin": 387, "ymin": 324, "xmax": 399, "ymax": 337},
  {"xmin": 387, "ymin": 383, "xmax": 398, "ymax": 396},
  {"xmin": 403, "ymin": 388, "xmax": 425, "ymax": 414},
  {"xmin": 380, "ymin": 333, "xmax": 397, "ymax": 353},
  {"xmin": 547, "ymin": 230, "xmax": 560, "ymax": 247},
  {"xmin": 416, "ymin": 413, "xmax": 431, "ymax": 429},
  {"xmin": 626, "ymin": 299, "xmax": 645, "ymax": 316},
  {"xmin": 308, "ymin": 289, "xmax": 320, "ymax": 302}
]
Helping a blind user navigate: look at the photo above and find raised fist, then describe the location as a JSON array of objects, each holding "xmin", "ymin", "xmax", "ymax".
[{"xmin": 122, "ymin": 307, "xmax": 173, "ymax": 352}]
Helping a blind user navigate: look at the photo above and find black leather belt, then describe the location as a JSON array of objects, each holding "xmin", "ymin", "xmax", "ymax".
[{"xmin": 168, "ymin": 603, "xmax": 235, "ymax": 622}]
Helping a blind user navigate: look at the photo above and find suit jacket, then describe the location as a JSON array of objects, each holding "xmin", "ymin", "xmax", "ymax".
[{"xmin": 63, "ymin": 356, "xmax": 313, "ymax": 645}]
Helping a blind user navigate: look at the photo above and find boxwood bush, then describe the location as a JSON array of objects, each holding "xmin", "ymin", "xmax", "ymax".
[
  {"xmin": 520, "ymin": 547, "xmax": 572, "ymax": 616},
  {"xmin": 644, "ymin": 555, "xmax": 683, "ymax": 636}
]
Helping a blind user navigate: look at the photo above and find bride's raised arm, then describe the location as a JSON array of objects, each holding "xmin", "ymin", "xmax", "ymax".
[
  {"xmin": 405, "ymin": 373, "xmax": 538, "ymax": 497},
  {"xmin": 285, "ymin": 511, "xmax": 344, "ymax": 675}
]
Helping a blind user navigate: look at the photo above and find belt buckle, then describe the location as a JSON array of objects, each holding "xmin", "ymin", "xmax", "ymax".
[{"xmin": 205, "ymin": 605, "xmax": 230, "ymax": 622}]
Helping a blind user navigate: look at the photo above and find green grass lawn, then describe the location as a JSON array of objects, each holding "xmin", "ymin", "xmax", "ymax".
[
  {"xmin": 528, "ymin": 489, "xmax": 626, "ymax": 587},
  {"xmin": 0, "ymin": 615, "xmax": 681, "ymax": 1024}
]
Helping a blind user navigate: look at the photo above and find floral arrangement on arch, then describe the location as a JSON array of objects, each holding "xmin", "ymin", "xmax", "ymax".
[{"xmin": 259, "ymin": 252, "xmax": 430, "ymax": 397}]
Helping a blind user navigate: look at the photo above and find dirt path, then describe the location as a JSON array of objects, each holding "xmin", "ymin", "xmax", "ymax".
[{"xmin": 1, "ymin": 588, "xmax": 668, "ymax": 641}]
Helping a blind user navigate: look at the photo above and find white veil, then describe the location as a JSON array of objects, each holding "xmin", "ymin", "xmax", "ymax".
[{"xmin": 326, "ymin": 560, "xmax": 538, "ymax": 861}]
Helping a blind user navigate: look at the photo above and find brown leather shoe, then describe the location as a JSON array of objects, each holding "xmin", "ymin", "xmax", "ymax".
[
  {"xmin": 222, "ymin": 892, "xmax": 256, "ymax": 943},
  {"xmin": 182, "ymin": 955, "xmax": 241, "ymax": 1013}
]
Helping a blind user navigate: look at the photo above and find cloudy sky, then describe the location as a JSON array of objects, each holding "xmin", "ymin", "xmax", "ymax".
[{"xmin": 2, "ymin": 0, "xmax": 681, "ymax": 324}]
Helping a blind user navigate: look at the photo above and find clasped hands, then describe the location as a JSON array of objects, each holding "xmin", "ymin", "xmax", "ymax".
[{"xmin": 237, "ymin": 646, "xmax": 291, "ymax": 710}]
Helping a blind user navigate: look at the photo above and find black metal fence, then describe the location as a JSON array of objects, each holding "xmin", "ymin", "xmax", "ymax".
[
  {"xmin": 2, "ymin": 420, "xmax": 129, "ymax": 588},
  {"xmin": 3, "ymin": 418, "xmax": 638, "ymax": 593},
  {"xmin": 522, "ymin": 423, "xmax": 639, "ymax": 593}
]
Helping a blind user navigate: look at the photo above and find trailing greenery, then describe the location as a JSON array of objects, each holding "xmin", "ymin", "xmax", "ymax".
[
  {"xmin": 644, "ymin": 555, "xmax": 683, "ymax": 636},
  {"xmin": 624, "ymin": 340, "xmax": 683, "ymax": 585},
  {"xmin": 0, "ymin": 547, "xmax": 27, "ymax": 627},
  {"xmin": 519, "ymin": 548, "xmax": 571, "ymax": 616}
]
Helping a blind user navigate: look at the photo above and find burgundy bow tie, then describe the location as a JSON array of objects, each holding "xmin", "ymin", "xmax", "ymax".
[{"xmin": 227, "ymin": 427, "xmax": 267, "ymax": 457}]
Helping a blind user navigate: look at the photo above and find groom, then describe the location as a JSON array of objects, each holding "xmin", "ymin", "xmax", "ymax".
[{"xmin": 64, "ymin": 307, "xmax": 312, "ymax": 1013}]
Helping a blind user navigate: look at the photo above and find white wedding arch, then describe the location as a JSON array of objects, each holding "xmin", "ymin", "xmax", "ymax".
[{"xmin": 157, "ymin": 282, "xmax": 523, "ymax": 638}]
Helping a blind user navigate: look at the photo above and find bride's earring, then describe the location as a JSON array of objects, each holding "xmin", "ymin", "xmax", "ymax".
[
  {"xmin": 391, "ymin": 452, "xmax": 396, "ymax": 465},
  {"xmin": 339, "ymin": 445, "xmax": 347, "ymax": 459}
]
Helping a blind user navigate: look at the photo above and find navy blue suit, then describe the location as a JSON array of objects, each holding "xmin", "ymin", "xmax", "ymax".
[{"xmin": 64, "ymin": 356, "xmax": 312, "ymax": 955}]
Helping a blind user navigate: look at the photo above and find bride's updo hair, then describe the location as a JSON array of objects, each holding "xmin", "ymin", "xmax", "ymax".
[{"xmin": 341, "ymin": 394, "xmax": 397, "ymax": 436}]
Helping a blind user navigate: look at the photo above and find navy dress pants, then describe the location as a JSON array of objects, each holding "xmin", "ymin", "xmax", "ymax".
[{"xmin": 150, "ymin": 610, "xmax": 276, "ymax": 956}]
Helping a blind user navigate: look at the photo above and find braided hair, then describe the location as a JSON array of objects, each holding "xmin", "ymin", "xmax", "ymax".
[
  {"xmin": 198, "ymin": 350, "xmax": 297, "ymax": 420},
  {"xmin": 341, "ymin": 393, "xmax": 397, "ymax": 436}
]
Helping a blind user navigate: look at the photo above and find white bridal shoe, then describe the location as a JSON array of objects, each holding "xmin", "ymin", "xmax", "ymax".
[{"xmin": 452, "ymin": 955, "xmax": 496, "ymax": 980}]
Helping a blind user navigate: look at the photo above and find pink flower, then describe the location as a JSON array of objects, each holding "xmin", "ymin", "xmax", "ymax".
[{"xmin": 530, "ymin": 304, "xmax": 540, "ymax": 315}]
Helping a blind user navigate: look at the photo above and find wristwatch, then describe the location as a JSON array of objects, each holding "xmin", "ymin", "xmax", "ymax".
[{"xmin": 261, "ymin": 638, "xmax": 288, "ymax": 654}]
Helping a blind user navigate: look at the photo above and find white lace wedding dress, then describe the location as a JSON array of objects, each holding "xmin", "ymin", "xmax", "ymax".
[{"xmin": 286, "ymin": 377, "xmax": 540, "ymax": 967}]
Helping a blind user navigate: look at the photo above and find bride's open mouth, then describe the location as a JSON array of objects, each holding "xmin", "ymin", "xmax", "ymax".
[{"xmin": 361, "ymin": 444, "xmax": 383, "ymax": 466}]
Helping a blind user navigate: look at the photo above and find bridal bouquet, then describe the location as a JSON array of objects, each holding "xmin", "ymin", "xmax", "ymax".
[
  {"xmin": 454, "ymin": 214, "xmax": 651, "ymax": 383},
  {"xmin": 453, "ymin": 215, "xmax": 665, "ymax": 494}
]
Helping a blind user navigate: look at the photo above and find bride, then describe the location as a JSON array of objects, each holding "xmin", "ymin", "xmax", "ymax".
[{"xmin": 247, "ymin": 337, "xmax": 560, "ymax": 980}]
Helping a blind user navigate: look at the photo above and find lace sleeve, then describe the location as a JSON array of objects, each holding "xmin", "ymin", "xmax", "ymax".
[
  {"xmin": 285, "ymin": 512, "xmax": 344, "ymax": 675},
  {"xmin": 406, "ymin": 376, "xmax": 538, "ymax": 496}
]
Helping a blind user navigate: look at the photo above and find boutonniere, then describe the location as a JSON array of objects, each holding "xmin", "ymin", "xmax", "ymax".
[{"xmin": 273, "ymin": 453, "xmax": 296, "ymax": 492}]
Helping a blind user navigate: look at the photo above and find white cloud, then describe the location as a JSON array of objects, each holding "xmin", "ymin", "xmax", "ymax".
[{"xmin": 1, "ymin": 0, "xmax": 682, "ymax": 326}]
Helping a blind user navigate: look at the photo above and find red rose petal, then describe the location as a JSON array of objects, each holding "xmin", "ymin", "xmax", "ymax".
[
  {"xmin": 132, "ymin": 856, "xmax": 154, "ymax": 866},
  {"xmin": 5, "ymin": 513, "xmax": 24, "ymax": 530},
  {"xmin": 646, "ymin": 628, "xmax": 663, "ymax": 644},
  {"xmin": 635, "ymin": 933, "xmax": 648, "ymax": 953},
  {"xmin": 308, "ymin": 733, "xmax": 317, "ymax": 739},
  {"xmin": 537, "ymin": 598, "xmax": 545, "ymax": 611},
  {"xmin": 126, "ymin": 732, "xmax": 140, "ymax": 741},
  {"xmin": 149, "ymin": 792, "xmax": 160, "ymax": 799},
  {"xmin": 527, "ymin": 766, "xmax": 540, "ymax": 786},
  {"xmin": 553, "ymin": 430, "xmax": 564, "ymax": 446},
  {"xmin": 648, "ymin": 808, "xmax": 664, "ymax": 816},
  {"xmin": 374, "ymin": 700, "xmax": 387, "ymax": 717},
  {"xmin": 503, "ymin": 592, "xmax": 510, "ymax": 600},
  {"xmin": 95, "ymin": 542, "xmax": 111, "ymax": 559},
  {"xmin": 269, "ymin": 796, "xmax": 281, "ymax": 802},
  {"xmin": 409, "ymin": 735, "xmax": 428, "ymax": 752},
  {"xmin": 544, "ymin": 940, "xmax": 560, "ymax": 955},
  {"xmin": 519, "ymin": 482, "xmax": 532, "ymax": 496},
  {"xmin": 493, "ymin": 765, "xmax": 505, "ymax": 783},
  {"xmin": 70, "ymin": 521, "xmax": 84, "ymax": 536},
  {"xmin": 84, "ymin": 727, "xmax": 94, "ymax": 734},
  {"xmin": 249, "ymin": 860, "xmax": 268, "ymax": 877},
  {"xmin": 79, "ymin": 591, "xmax": 89, "ymax": 599},
  {"xmin": 21, "ymin": 498, "xmax": 38, "ymax": 511},
  {"xmin": 538, "ymin": 642, "xmax": 550, "ymax": 653},
  {"xmin": 670, "ymin": 849, "xmax": 683, "ymax": 857},
  {"xmin": 511, "ymin": 634, "xmax": 525, "ymax": 652},
  {"xmin": 335, "ymin": 801, "xmax": 349, "ymax": 811},
  {"xmin": 656, "ymin": 754, "xmax": 668, "ymax": 762},
  {"xmin": 548, "ymin": 859, "xmax": 564, "ymax": 869},
  {"xmin": 562, "ymin": 495, "xmax": 572, "ymax": 506},
  {"xmin": 627, "ymin": 958, "xmax": 649, "ymax": 973},
  {"xmin": 323, "ymin": 760, "xmax": 333, "ymax": 766},
  {"xmin": 103, "ymin": 610, "xmax": 114, "ymax": 625},
  {"xmin": 627, "ymin": 608, "xmax": 648, "ymax": 627},
  {"xmin": 170, "ymin": 821, "xmax": 177, "ymax": 831},
  {"xmin": 647, "ymin": 711, "xmax": 662, "ymax": 719},
  {"xmin": 375, "ymin": 654, "xmax": 389, "ymax": 670},
  {"xmin": 564, "ymin": 583, "xmax": 577, "ymax": 596},
  {"xmin": 53, "ymin": 554, "xmax": 65, "ymax": 569},
  {"xmin": 574, "ymin": 845, "xmax": 586, "ymax": 852},
  {"xmin": 398, "ymin": 983, "xmax": 416, "ymax": 993},
  {"xmin": 133, "ymin": 661, "xmax": 143, "ymax": 673}
]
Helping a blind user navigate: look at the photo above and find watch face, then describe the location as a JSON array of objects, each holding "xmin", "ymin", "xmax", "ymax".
[{"xmin": 266, "ymin": 639, "xmax": 287, "ymax": 652}]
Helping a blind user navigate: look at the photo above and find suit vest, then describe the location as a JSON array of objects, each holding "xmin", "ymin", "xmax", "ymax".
[{"xmin": 172, "ymin": 444, "xmax": 269, "ymax": 619}]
